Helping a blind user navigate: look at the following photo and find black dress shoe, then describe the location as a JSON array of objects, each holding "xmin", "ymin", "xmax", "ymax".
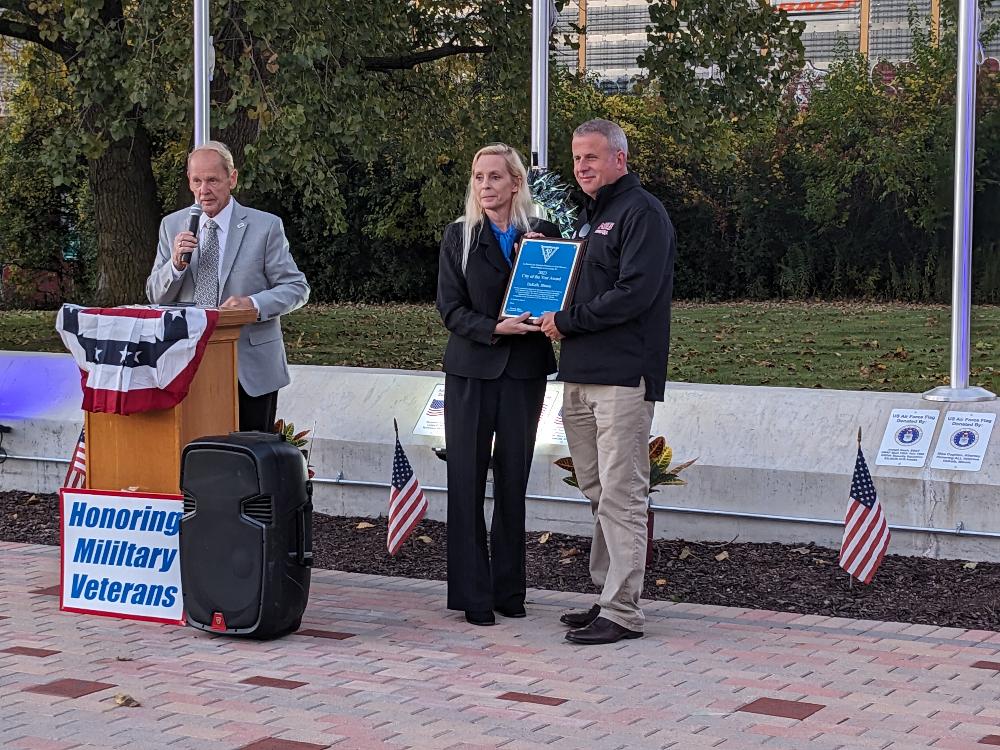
[
  {"xmin": 465, "ymin": 609, "xmax": 496, "ymax": 626},
  {"xmin": 565, "ymin": 616, "xmax": 642, "ymax": 645},
  {"xmin": 559, "ymin": 604, "xmax": 600, "ymax": 628},
  {"xmin": 495, "ymin": 603, "xmax": 526, "ymax": 618}
]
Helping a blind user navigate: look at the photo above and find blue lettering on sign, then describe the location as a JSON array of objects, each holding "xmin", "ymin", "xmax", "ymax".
[
  {"xmin": 72, "ymin": 537, "xmax": 177, "ymax": 573},
  {"xmin": 68, "ymin": 501, "xmax": 181, "ymax": 536},
  {"xmin": 70, "ymin": 574, "xmax": 177, "ymax": 608}
]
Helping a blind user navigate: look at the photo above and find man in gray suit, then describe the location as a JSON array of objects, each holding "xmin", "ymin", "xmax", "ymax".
[{"xmin": 145, "ymin": 141, "xmax": 310, "ymax": 431}]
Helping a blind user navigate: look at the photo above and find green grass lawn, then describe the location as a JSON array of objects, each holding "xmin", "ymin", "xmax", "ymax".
[{"xmin": 3, "ymin": 301, "xmax": 998, "ymax": 393}]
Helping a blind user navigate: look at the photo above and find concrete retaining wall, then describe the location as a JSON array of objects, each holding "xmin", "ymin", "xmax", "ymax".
[{"xmin": 2, "ymin": 351, "xmax": 998, "ymax": 560}]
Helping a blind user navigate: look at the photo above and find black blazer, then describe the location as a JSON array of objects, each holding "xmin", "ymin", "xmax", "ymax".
[{"xmin": 437, "ymin": 217, "xmax": 560, "ymax": 380}]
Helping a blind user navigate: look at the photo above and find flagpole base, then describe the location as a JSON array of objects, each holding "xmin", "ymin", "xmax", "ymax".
[{"xmin": 922, "ymin": 385, "xmax": 997, "ymax": 402}]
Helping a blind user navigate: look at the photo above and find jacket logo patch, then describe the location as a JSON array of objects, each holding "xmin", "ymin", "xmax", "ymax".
[
  {"xmin": 594, "ymin": 221, "xmax": 615, "ymax": 235},
  {"xmin": 540, "ymin": 244, "xmax": 559, "ymax": 263}
]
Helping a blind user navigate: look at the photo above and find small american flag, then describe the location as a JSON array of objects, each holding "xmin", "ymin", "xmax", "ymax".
[
  {"xmin": 64, "ymin": 429, "xmax": 87, "ymax": 489},
  {"xmin": 387, "ymin": 427, "xmax": 428, "ymax": 555},
  {"xmin": 427, "ymin": 398, "xmax": 444, "ymax": 417},
  {"xmin": 839, "ymin": 447, "xmax": 890, "ymax": 584}
]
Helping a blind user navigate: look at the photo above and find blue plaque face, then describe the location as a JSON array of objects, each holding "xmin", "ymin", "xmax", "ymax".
[{"xmin": 500, "ymin": 238, "xmax": 586, "ymax": 320}]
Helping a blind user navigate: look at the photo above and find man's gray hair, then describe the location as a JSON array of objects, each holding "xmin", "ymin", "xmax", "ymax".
[
  {"xmin": 188, "ymin": 141, "xmax": 236, "ymax": 173},
  {"xmin": 573, "ymin": 119, "xmax": 628, "ymax": 157}
]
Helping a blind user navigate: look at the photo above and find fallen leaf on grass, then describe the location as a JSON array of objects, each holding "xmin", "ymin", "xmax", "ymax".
[
  {"xmin": 559, "ymin": 547, "xmax": 580, "ymax": 558},
  {"xmin": 714, "ymin": 551, "xmax": 729, "ymax": 562},
  {"xmin": 655, "ymin": 579, "xmax": 667, "ymax": 586},
  {"xmin": 559, "ymin": 558, "xmax": 574, "ymax": 565},
  {"xmin": 356, "ymin": 522, "xmax": 375, "ymax": 530},
  {"xmin": 813, "ymin": 558, "xmax": 831, "ymax": 565},
  {"xmin": 679, "ymin": 547, "xmax": 692, "ymax": 560},
  {"xmin": 791, "ymin": 547, "xmax": 811, "ymax": 554},
  {"xmin": 964, "ymin": 562, "xmax": 978, "ymax": 570},
  {"xmin": 417, "ymin": 535, "xmax": 433, "ymax": 544},
  {"xmin": 539, "ymin": 532, "xmax": 551, "ymax": 544},
  {"xmin": 113, "ymin": 693, "xmax": 141, "ymax": 708}
]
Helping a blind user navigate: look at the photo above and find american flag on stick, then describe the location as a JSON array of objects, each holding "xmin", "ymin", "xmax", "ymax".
[
  {"xmin": 839, "ymin": 433, "xmax": 890, "ymax": 584},
  {"xmin": 387, "ymin": 419, "xmax": 428, "ymax": 555},
  {"xmin": 63, "ymin": 429, "xmax": 87, "ymax": 489}
]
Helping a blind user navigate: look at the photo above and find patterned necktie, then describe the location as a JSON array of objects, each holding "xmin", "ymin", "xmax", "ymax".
[{"xmin": 194, "ymin": 218, "xmax": 220, "ymax": 307}]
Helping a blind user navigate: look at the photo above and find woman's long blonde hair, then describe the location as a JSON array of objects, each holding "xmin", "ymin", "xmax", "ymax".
[{"xmin": 460, "ymin": 143, "xmax": 534, "ymax": 272}]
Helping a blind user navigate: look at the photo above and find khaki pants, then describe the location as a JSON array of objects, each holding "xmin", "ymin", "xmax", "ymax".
[{"xmin": 563, "ymin": 381, "xmax": 654, "ymax": 632}]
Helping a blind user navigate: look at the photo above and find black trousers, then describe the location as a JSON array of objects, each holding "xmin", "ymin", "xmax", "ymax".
[
  {"xmin": 238, "ymin": 384, "xmax": 278, "ymax": 433},
  {"xmin": 444, "ymin": 372, "xmax": 547, "ymax": 612}
]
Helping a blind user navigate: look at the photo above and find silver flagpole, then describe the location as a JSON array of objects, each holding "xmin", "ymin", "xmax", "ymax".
[
  {"xmin": 923, "ymin": 0, "xmax": 995, "ymax": 402},
  {"xmin": 193, "ymin": 0, "xmax": 210, "ymax": 146},
  {"xmin": 530, "ymin": 0, "xmax": 549, "ymax": 169}
]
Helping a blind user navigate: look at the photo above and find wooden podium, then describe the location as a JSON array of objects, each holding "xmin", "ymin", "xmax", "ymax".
[{"xmin": 85, "ymin": 308, "xmax": 258, "ymax": 494}]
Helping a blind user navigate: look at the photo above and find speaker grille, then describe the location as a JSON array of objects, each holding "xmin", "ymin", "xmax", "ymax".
[{"xmin": 241, "ymin": 496, "xmax": 273, "ymax": 525}]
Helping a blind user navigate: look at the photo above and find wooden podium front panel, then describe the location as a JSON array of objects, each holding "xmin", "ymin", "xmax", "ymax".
[
  {"xmin": 176, "ymin": 325, "xmax": 240, "ymax": 450},
  {"xmin": 85, "ymin": 308, "xmax": 253, "ymax": 494},
  {"xmin": 86, "ymin": 408, "xmax": 182, "ymax": 494}
]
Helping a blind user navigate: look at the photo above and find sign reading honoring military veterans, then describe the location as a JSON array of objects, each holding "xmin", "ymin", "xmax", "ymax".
[
  {"xmin": 412, "ymin": 382, "xmax": 446, "ymax": 437},
  {"xmin": 55, "ymin": 304, "xmax": 218, "ymax": 415},
  {"xmin": 929, "ymin": 411, "xmax": 996, "ymax": 472},
  {"xmin": 501, "ymin": 237, "xmax": 586, "ymax": 320},
  {"xmin": 60, "ymin": 489, "xmax": 184, "ymax": 624},
  {"xmin": 875, "ymin": 409, "xmax": 940, "ymax": 467}
]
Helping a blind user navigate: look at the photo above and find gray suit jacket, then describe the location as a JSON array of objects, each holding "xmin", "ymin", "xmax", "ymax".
[{"xmin": 145, "ymin": 199, "xmax": 310, "ymax": 397}]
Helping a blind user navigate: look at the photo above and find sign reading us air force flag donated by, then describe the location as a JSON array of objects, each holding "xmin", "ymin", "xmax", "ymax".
[
  {"xmin": 929, "ymin": 411, "xmax": 996, "ymax": 472},
  {"xmin": 412, "ymin": 382, "xmax": 446, "ymax": 437},
  {"xmin": 60, "ymin": 489, "xmax": 184, "ymax": 624},
  {"xmin": 501, "ymin": 238, "xmax": 586, "ymax": 320},
  {"xmin": 875, "ymin": 409, "xmax": 939, "ymax": 467}
]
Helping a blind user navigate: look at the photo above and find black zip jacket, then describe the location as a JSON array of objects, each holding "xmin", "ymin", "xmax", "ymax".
[{"xmin": 553, "ymin": 173, "xmax": 676, "ymax": 401}]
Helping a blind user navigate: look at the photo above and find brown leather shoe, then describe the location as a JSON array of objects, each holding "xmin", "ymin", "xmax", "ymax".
[
  {"xmin": 559, "ymin": 604, "xmax": 600, "ymax": 628},
  {"xmin": 565, "ymin": 616, "xmax": 642, "ymax": 645}
]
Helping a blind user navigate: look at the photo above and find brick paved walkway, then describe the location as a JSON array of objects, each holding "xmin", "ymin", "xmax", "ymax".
[{"xmin": 2, "ymin": 541, "xmax": 1000, "ymax": 749}]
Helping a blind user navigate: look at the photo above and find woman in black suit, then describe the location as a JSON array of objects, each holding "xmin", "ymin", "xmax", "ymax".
[{"xmin": 436, "ymin": 143, "xmax": 560, "ymax": 626}]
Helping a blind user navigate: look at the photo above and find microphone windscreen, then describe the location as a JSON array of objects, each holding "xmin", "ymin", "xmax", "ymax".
[
  {"xmin": 180, "ymin": 204, "xmax": 203, "ymax": 264},
  {"xmin": 187, "ymin": 203, "xmax": 203, "ymax": 237}
]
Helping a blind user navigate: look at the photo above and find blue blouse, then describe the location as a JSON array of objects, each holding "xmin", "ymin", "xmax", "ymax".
[{"xmin": 489, "ymin": 221, "xmax": 518, "ymax": 266}]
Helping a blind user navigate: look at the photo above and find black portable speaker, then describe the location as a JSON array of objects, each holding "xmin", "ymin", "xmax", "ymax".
[{"xmin": 180, "ymin": 432, "xmax": 312, "ymax": 639}]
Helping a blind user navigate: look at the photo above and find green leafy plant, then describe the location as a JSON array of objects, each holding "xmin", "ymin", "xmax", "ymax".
[
  {"xmin": 554, "ymin": 436, "xmax": 697, "ymax": 492},
  {"xmin": 273, "ymin": 419, "xmax": 315, "ymax": 478},
  {"xmin": 273, "ymin": 419, "xmax": 311, "ymax": 447}
]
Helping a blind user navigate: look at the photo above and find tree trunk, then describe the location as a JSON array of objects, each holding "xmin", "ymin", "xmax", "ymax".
[{"xmin": 89, "ymin": 125, "xmax": 161, "ymax": 306}]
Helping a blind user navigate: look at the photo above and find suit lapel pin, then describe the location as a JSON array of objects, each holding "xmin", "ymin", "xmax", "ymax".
[{"xmin": 237, "ymin": 222, "xmax": 246, "ymax": 229}]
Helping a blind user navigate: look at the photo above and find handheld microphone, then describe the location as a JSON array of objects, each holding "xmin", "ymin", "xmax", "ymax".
[{"xmin": 180, "ymin": 203, "xmax": 202, "ymax": 263}]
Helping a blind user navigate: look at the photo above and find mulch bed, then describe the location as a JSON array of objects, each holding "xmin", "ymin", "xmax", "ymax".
[{"xmin": 4, "ymin": 489, "xmax": 998, "ymax": 630}]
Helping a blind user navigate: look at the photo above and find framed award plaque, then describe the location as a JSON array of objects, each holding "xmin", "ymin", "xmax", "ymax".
[{"xmin": 500, "ymin": 237, "xmax": 586, "ymax": 321}]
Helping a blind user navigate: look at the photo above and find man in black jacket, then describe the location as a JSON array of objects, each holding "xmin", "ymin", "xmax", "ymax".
[{"xmin": 540, "ymin": 119, "xmax": 676, "ymax": 645}]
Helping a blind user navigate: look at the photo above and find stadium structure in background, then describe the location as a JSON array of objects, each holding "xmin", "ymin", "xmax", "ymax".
[{"xmin": 554, "ymin": 0, "xmax": 1000, "ymax": 91}]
